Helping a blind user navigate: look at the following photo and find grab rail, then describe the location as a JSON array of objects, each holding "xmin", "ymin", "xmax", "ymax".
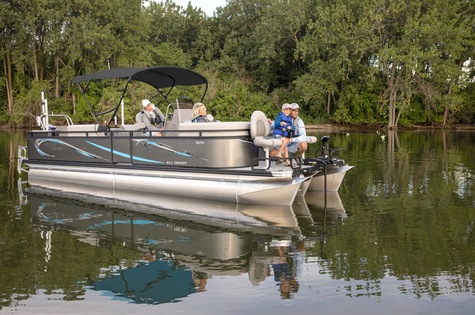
[{"xmin": 17, "ymin": 145, "xmax": 29, "ymax": 174}]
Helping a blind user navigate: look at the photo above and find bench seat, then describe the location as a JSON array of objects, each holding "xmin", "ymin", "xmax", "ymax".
[{"xmin": 175, "ymin": 121, "xmax": 251, "ymax": 137}]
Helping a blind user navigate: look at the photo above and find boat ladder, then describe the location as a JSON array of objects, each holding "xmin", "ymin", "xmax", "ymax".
[{"xmin": 17, "ymin": 145, "xmax": 29, "ymax": 174}]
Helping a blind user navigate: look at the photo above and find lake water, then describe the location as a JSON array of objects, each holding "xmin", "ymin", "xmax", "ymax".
[{"xmin": 1, "ymin": 129, "xmax": 474, "ymax": 315}]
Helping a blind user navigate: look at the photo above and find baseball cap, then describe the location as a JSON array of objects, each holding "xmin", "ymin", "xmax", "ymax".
[
  {"xmin": 281, "ymin": 103, "xmax": 292, "ymax": 110},
  {"xmin": 142, "ymin": 99, "xmax": 152, "ymax": 107}
]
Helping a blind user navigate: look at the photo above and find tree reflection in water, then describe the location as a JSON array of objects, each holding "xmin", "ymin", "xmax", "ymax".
[{"xmin": 1, "ymin": 130, "xmax": 474, "ymax": 313}]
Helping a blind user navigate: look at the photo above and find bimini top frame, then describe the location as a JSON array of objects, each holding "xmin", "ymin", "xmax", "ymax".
[{"xmin": 72, "ymin": 66, "xmax": 208, "ymax": 127}]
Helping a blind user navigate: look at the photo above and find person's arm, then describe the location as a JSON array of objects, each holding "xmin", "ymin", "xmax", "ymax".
[
  {"xmin": 274, "ymin": 113, "xmax": 285, "ymax": 131},
  {"xmin": 291, "ymin": 119, "xmax": 307, "ymax": 143},
  {"xmin": 269, "ymin": 120, "xmax": 276, "ymax": 132},
  {"xmin": 154, "ymin": 108, "xmax": 166, "ymax": 123},
  {"xmin": 141, "ymin": 111, "xmax": 159, "ymax": 130}
]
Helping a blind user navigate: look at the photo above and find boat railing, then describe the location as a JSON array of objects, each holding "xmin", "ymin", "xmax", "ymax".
[
  {"xmin": 36, "ymin": 114, "xmax": 74, "ymax": 131},
  {"xmin": 28, "ymin": 122, "xmax": 253, "ymax": 138}
]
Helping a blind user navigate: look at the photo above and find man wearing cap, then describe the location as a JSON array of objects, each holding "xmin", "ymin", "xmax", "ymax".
[
  {"xmin": 136, "ymin": 99, "xmax": 165, "ymax": 133},
  {"xmin": 270, "ymin": 102, "xmax": 308, "ymax": 158}
]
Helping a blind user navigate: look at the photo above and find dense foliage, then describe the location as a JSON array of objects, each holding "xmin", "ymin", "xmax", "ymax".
[{"xmin": 1, "ymin": 0, "xmax": 474, "ymax": 128}]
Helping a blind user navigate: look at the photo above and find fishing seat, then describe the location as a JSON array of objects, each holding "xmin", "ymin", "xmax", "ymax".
[{"xmin": 250, "ymin": 111, "xmax": 283, "ymax": 168}]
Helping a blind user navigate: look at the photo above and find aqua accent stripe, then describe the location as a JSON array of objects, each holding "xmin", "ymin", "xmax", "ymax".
[{"xmin": 85, "ymin": 140, "xmax": 164, "ymax": 164}]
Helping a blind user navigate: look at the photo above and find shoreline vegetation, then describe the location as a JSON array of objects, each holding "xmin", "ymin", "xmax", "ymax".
[
  {"xmin": 1, "ymin": 0, "xmax": 474, "ymax": 129},
  {"xmin": 3, "ymin": 124, "xmax": 474, "ymax": 132}
]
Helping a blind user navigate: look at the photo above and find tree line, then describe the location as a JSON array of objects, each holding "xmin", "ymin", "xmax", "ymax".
[{"xmin": 1, "ymin": 0, "xmax": 474, "ymax": 128}]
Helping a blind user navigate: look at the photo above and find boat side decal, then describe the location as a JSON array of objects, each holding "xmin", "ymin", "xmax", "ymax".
[
  {"xmin": 34, "ymin": 139, "xmax": 110, "ymax": 161},
  {"xmin": 133, "ymin": 139, "xmax": 207, "ymax": 160},
  {"xmin": 85, "ymin": 141, "xmax": 165, "ymax": 164}
]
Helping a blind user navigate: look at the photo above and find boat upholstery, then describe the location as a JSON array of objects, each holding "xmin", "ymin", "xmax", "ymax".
[
  {"xmin": 48, "ymin": 124, "xmax": 105, "ymax": 136},
  {"xmin": 250, "ymin": 110, "xmax": 317, "ymax": 162},
  {"xmin": 163, "ymin": 103, "xmax": 193, "ymax": 133},
  {"xmin": 177, "ymin": 121, "xmax": 250, "ymax": 137},
  {"xmin": 120, "ymin": 123, "xmax": 146, "ymax": 130},
  {"xmin": 250, "ymin": 111, "xmax": 283, "ymax": 147},
  {"xmin": 306, "ymin": 136, "xmax": 317, "ymax": 144}
]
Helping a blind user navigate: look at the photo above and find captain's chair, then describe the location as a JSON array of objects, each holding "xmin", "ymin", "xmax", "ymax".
[
  {"xmin": 250, "ymin": 111, "xmax": 283, "ymax": 168},
  {"xmin": 251, "ymin": 111, "xmax": 317, "ymax": 164}
]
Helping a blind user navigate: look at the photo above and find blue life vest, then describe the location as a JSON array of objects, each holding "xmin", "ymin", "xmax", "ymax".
[{"xmin": 273, "ymin": 112, "xmax": 293, "ymax": 137}]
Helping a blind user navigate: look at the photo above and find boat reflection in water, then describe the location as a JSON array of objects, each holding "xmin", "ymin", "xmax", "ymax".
[{"xmin": 28, "ymin": 187, "xmax": 346, "ymax": 304}]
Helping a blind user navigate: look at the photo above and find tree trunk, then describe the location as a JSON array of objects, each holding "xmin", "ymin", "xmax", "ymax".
[
  {"xmin": 33, "ymin": 37, "xmax": 39, "ymax": 80},
  {"xmin": 442, "ymin": 83, "xmax": 453, "ymax": 128},
  {"xmin": 388, "ymin": 87, "xmax": 397, "ymax": 129},
  {"xmin": 385, "ymin": 62, "xmax": 398, "ymax": 129},
  {"xmin": 55, "ymin": 56, "xmax": 59, "ymax": 98},
  {"xmin": 3, "ymin": 30, "xmax": 14, "ymax": 113},
  {"xmin": 442, "ymin": 106, "xmax": 449, "ymax": 128},
  {"xmin": 327, "ymin": 92, "xmax": 331, "ymax": 115},
  {"xmin": 72, "ymin": 93, "xmax": 76, "ymax": 115}
]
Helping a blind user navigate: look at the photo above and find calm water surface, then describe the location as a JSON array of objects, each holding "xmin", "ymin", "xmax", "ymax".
[{"xmin": 1, "ymin": 129, "xmax": 474, "ymax": 315}]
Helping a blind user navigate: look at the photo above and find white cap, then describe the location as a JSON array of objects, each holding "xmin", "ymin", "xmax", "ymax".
[
  {"xmin": 291, "ymin": 103, "xmax": 300, "ymax": 110},
  {"xmin": 142, "ymin": 99, "xmax": 151, "ymax": 107},
  {"xmin": 281, "ymin": 103, "xmax": 291, "ymax": 110}
]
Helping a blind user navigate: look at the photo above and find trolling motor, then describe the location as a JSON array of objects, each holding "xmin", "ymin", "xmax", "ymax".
[
  {"xmin": 320, "ymin": 135, "xmax": 331, "ymax": 159},
  {"xmin": 305, "ymin": 135, "xmax": 339, "ymax": 165}
]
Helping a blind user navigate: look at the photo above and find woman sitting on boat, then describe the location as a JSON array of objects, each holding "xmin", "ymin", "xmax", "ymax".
[{"xmin": 191, "ymin": 103, "xmax": 214, "ymax": 122}]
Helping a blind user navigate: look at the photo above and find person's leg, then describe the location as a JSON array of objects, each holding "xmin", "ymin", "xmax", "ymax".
[
  {"xmin": 284, "ymin": 146, "xmax": 290, "ymax": 166},
  {"xmin": 276, "ymin": 144, "xmax": 285, "ymax": 158},
  {"xmin": 296, "ymin": 142, "xmax": 308, "ymax": 157},
  {"xmin": 275, "ymin": 137, "xmax": 289, "ymax": 158}
]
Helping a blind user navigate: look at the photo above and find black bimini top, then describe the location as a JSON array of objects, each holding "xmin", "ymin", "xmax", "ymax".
[
  {"xmin": 72, "ymin": 66, "xmax": 208, "ymax": 126},
  {"xmin": 72, "ymin": 66, "xmax": 208, "ymax": 90}
]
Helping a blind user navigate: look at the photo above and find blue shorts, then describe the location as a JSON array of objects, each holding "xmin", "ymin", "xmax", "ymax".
[
  {"xmin": 287, "ymin": 142, "xmax": 298, "ymax": 153},
  {"xmin": 272, "ymin": 141, "xmax": 298, "ymax": 154}
]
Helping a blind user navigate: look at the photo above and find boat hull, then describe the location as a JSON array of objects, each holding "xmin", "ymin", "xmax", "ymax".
[
  {"xmin": 307, "ymin": 164, "xmax": 353, "ymax": 192},
  {"xmin": 27, "ymin": 164, "xmax": 309, "ymax": 206}
]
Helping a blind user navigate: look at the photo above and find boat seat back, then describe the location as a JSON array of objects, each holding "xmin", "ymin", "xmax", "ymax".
[
  {"xmin": 177, "ymin": 121, "xmax": 250, "ymax": 137},
  {"xmin": 250, "ymin": 111, "xmax": 270, "ymax": 138},
  {"xmin": 164, "ymin": 102, "xmax": 193, "ymax": 133},
  {"xmin": 135, "ymin": 112, "xmax": 145, "ymax": 124},
  {"xmin": 169, "ymin": 102, "xmax": 194, "ymax": 123},
  {"xmin": 250, "ymin": 111, "xmax": 282, "ymax": 148}
]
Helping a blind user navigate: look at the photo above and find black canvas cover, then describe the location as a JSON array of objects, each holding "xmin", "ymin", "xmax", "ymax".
[{"xmin": 72, "ymin": 66, "xmax": 208, "ymax": 90}]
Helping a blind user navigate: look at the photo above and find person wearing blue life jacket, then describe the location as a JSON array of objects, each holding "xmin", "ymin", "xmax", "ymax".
[
  {"xmin": 270, "ymin": 103, "xmax": 309, "ymax": 159},
  {"xmin": 273, "ymin": 103, "xmax": 294, "ymax": 166}
]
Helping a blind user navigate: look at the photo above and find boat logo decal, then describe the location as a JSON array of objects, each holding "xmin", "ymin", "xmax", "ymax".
[
  {"xmin": 34, "ymin": 138, "xmax": 110, "ymax": 161},
  {"xmin": 133, "ymin": 139, "xmax": 208, "ymax": 161}
]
